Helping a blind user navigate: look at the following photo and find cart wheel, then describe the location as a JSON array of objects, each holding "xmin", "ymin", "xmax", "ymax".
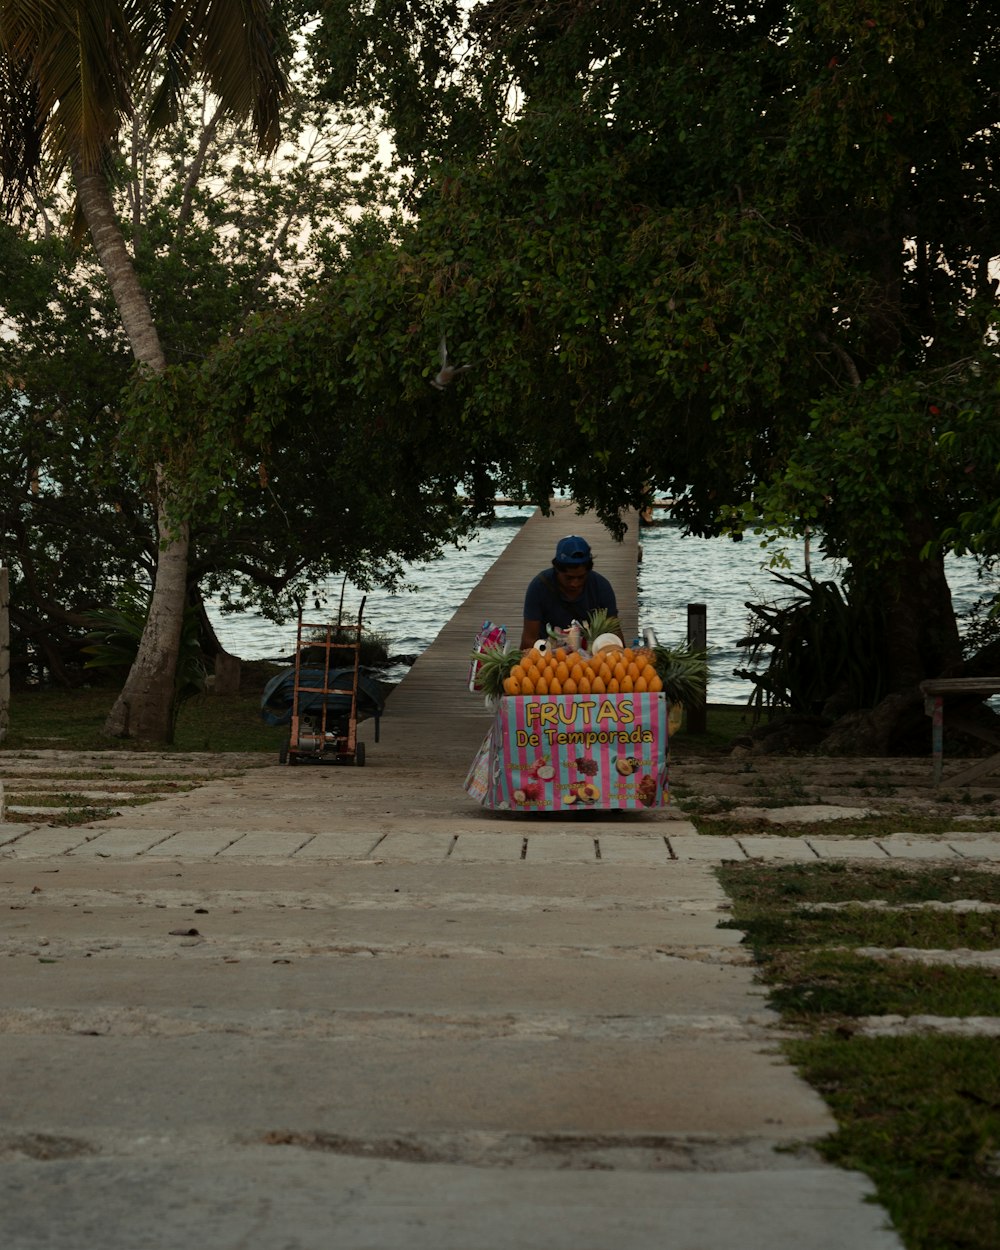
[
  {"xmin": 355, "ymin": 741, "xmax": 366, "ymax": 767},
  {"xmin": 279, "ymin": 737, "xmax": 289, "ymax": 765}
]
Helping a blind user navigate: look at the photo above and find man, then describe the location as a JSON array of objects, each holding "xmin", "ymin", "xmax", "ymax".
[{"xmin": 520, "ymin": 535, "xmax": 619, "ymax": 649}]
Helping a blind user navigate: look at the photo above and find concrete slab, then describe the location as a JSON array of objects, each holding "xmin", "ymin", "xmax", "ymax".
[
  {"xmin": 0, "ymin": 1153, "xmax": 904, "ymax": 1250},
  {"xmin": 136, "ymin": 828, "xmax": 241, "ymax": 858},
  {"xmin": 737, "ymin": 836, "xmax": 820, "ymax": 861},
  {"xmin": 655, "ymin": 817, "xmax": 699, "ymax": 834},
  {"xmin": 2, "ymin": 827, "xmax": 92, "ymax": 856},
  {"xmin": 1, "ymin": 953, "xmax": 771, "ymax": 1021},
  {"xmin": 947, "ymin": 839, "xmax": 1000, "ymax": 861},
  {"xmin": 64, "ymin": 828, "xmax": 178, "ymax": 858},
  {"xmin": 0, "ymin": 1032, "xmax": 836, "ymax": 1139},
  {"xmin": 877, "ymin": 836, "xmax": 961, "ymax": 860},
  {"xmin": 292, "ymin": 832, "xmax": 384, "ymax": 859},
  {"xmin": 667, "ymin": 835, "xmax": 746, "ymax": 861},
  {"xmin": 0, "ymin": 823, "xmax": 40, "ymax": 845},
  {"xmin": 759, "ymin": 804, "xmax": 876, "ymax": 824},
  {"xmin": 217, "ymin": 829, "xmax": 317, "ymax": 858},
  {"xmin": 595, "ymin": 834, "xmax": 672, "ymax": 865},
  {"xmin": 450, "ymin": 832, "xmax": 526, "ymax": 861},
  {"xmin": 523, "ymin": 835, "xmax": 599, "ymax": 863},
  {"xmin": 807, "ymin": 838, "xmax": 890, "ymax": 859},
  {"xmin": 368, "ymin": 832, "xmax": 456, "ymax": 861}
]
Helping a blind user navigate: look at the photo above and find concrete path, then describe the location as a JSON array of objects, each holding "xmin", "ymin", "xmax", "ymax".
[{"xmin": 0, "ymin": 502, "xmax": 916, "ymax": 1248}]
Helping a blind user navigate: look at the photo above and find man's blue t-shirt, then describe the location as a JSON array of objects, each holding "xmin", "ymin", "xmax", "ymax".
[{"xmin": 523, "ymin": 569, "xmax": 618, "ymax": 631}]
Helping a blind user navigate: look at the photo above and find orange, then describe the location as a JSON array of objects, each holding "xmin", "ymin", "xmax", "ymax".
[
  {"xmin": 634, "ymin": 674, "xmax": 649, "ymax": 692},
  {"xmin": 503, "ymin": 676, "xmax": 520, "ymax": 695},
  {"xmin": 548, "ymin": 677, "xmax": 562, "ymax": 695},
  {"xmin": 535, "ymin": 676, "xmax": 549, "ymax": 694},
  {"xmin": 562, "ymin": 677, "xmax": 578, "ymax": 696},
  {"xmin": 648, "ymin": 673, "xmax": 663, "ymax": 692},
  {"xmin": 591, "ymin": 676, "xmax": 606, "ymax": 694},
  {"xmin": 607, "ymin": 678, "xmax": 620, "ymax": 693},
  {"xmin": 620, "ymin": 674, "xmax": 634, "ymax": 693},
  {"xmin": 553, "ymin": 647, "xmax": 568, "ymax": 664},
  {"xmin": 577, "ymin": 676, "xmax": 592, "ymax": 694},
  {"xmin": 613, "ymin": 661, "xmax": 627, "ymax": 682},
  {"xmin": 598, "ymin": 663, "xmax": 613, "ymax": 684},
  {"xmin": 627, "ymin": 662, "xmax": 640, "ymax": 681},
  {"xmin": 520, "ymin": 676, "xmax": 535, "ymax": 695},
  {"xmin": 555, "ymin": 661, "xmax": 569, "ymax": 683}
]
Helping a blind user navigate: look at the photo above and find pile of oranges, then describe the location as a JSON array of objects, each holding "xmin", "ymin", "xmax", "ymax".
[{"xmin": 502, "ymin": 646, "xmax": 663, "ymax": 696}]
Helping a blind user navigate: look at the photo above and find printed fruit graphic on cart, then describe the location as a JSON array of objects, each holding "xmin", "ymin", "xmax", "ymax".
[
  {"xmin": 522, "ymin": 755, "xmax": 555, "ymax": 781},
  {"xmin": 635, "ymin": 775, "xmax": 658, "ymax": 807},
  {"xmin": 565, "ymin": 781, "xmax": 600, "ymax": 804}
]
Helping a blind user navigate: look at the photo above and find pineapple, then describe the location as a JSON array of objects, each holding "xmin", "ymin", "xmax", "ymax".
[
  {"xmin": 582, "ymin": 607, "xmax": 623, "ymax": 649},
  {"xmin": 651, "ymin": 642, "xmax": 708, "ymax": 704},
  {"xmin": 471, "ymin": 646, "xmax": 522, "ymax": 698}
]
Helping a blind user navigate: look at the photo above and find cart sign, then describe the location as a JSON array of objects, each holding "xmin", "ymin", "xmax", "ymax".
[{"xmin": 465, "ymin": 692, "xmax": 669, "ymax": 811}]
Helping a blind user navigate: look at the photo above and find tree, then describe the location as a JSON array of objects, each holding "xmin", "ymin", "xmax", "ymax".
[
  {"xmin": 0, "ymin": 51, "xmax": 435, "ymax": 689},
  {"xmin": 0, "ymin": 0, "xmax": 289, "ymax": 740},
  {"xmin": 303, "ymin": 0, "xmax": 999, "ymax": 732}
]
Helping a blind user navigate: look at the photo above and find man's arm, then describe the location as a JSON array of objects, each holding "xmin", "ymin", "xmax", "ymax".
[
  {"xmin": 520, "ymin": 619, "xmax": 543, "ymax": 650},
  {"xmin": 521, "ymin": 573, "xmax": 547, "ymax": 650}
]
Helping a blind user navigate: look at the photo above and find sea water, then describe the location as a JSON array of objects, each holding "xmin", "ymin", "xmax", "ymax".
[{"xmin": 206, "ymin": 507, "xmax": 993, "ymax": 704}]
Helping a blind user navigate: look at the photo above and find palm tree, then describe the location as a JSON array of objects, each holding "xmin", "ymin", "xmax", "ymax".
[{"xmin": 0, "ymin": 1, "xmax": 288, "ymax": 741}]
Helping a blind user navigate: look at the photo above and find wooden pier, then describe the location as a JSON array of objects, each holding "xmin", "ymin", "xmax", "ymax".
[{"xmin": 380, "ymin": 502, "xmax": 640, "ymax": 764}]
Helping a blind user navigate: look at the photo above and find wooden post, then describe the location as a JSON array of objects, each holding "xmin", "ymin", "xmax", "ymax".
[
  {"xmin": 930, "ymin": 693, "xmax": 943, "ymax": 786},
  {"xmin": 0, "ymin": 566, "xmax": 9, "ymax": 744},
  {"xmin": 687, "ymin": 602, "xmax": 707, "ymax": 734}
]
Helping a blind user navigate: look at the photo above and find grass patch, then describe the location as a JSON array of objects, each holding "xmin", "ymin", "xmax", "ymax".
[
  {"xmin": 720, "ymin": 862, "xmax": 1000, "ymax": 907},
  {"xmin": 668, "ymin": 704, "xmax": 754, "ymax": 755},
  {"xmin": 716, "ymin": 861, "xmax": 1000, "ymax": 1250},
  {"xmin": 789, "ymin": 1036, "xmax": 1000, "ymax": 1250},
  {"xmin": 695, "ymin": 813, "xmax": 1000, "ymax": 837},
  {"xmin": 724, "ymin": 904, "xmax": 1000, "ymax": 952},
  {"xmin": 766, "ymin": 950, "xmax": 1000, "ymax": 1020},
  {"xmin": 6, "ymin": 791, "xmax": 160, "ymax": 807},
  {"xmin": 2, "ymin": 684, "xmax": 288, "ymax": 754},
  {"xmin": 44, "ymin": 806, "xmax": 127, "ymax": 826}
]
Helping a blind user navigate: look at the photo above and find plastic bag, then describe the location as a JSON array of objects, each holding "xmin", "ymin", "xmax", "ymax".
[{"xmin": 467, "ymin": 620, "xmax": 507, "ymax": 691}]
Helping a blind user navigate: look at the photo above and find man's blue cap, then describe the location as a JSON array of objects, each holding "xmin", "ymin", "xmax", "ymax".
[{"xmin": 554, "ymin": 535, "xmax": 592, "ymax": 565}]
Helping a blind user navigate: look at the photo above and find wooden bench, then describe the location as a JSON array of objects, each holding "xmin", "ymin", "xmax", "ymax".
[{"xmin": 920, "ymin": 677, "xmax": 1000, "ymax": 786}]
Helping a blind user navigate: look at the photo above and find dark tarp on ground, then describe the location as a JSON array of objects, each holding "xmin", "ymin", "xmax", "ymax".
[{"xmin": 260, "ymin": 667, "xmax": 385, "ymax": 730}]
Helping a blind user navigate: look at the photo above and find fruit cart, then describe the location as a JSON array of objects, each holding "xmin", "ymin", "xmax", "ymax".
[
  {"xmin": 464, "ymin": 622, "xmax": 684, "ymax": 811},
  {"xmin": 260, "ymin": 598, "xmax": 384, "ymax": 766},
  {"xmin": 465, "ymin": 688, "xmax": 670, "ymax": 811}
]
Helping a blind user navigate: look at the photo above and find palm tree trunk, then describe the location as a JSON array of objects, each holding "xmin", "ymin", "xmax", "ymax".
[{"xmin": 72, "ymin": 157, "xmax": 189, "ymax": 743}]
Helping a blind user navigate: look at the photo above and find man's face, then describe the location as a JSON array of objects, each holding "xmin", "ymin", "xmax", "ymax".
[{"xmin": 554, "ymin": 565, "xmax": 588, "ymax": 597}]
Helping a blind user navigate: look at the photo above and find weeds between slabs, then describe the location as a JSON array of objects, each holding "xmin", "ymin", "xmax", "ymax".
[{"xmin": 717, "ymin": 861, "xmax": 1000, "ymax": 1250}]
